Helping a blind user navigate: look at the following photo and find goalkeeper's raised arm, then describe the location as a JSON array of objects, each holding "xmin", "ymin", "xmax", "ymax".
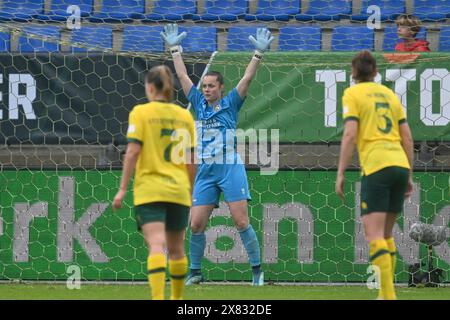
[
  {"xmin": 161, "ymin": 24, "xmax": 193, "ymax": 96},
  {"xmin": 161, "ymin": 24, "xmax": 274, "ymax": 100},
  {"xmin": 236, "ymin": 28, "xmax": 274, "ymax": 98}
]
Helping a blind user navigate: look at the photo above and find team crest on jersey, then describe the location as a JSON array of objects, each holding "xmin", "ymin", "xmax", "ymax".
[{"xmin": 214, "ymin": 104, "xmax": 221, "ymax": 112}]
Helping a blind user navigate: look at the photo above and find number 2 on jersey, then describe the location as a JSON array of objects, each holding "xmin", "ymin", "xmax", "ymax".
[{"xmin": 375, "ymin": 102, "xmax": 393, "ymax": 134}]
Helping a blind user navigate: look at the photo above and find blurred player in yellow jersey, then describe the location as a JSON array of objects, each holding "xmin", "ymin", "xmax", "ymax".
[
  {"xmin": 112, "ymin": 65, "xmax": 197, "ymax": 300},
  {"xmin": 336, "ymin": 51, "xmax": 414, "ymax": 300}
]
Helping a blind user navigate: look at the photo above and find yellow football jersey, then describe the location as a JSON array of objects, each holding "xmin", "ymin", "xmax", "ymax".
[
  {"xmin": 126, "ymin": 101, "xmax": 196, "ymax": 207},
  {"xmin": 342, "ymin": 82, "xmax": 410, "ymax": 176}
]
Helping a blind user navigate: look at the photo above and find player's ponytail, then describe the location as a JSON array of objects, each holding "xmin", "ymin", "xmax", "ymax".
[
  {"xmin": 352, "ymin": 50, "xmax": 377, "ymax": 83},
  {"xmin": 146, "ymin": 65, "xmax": 174, "ymax": 102}
]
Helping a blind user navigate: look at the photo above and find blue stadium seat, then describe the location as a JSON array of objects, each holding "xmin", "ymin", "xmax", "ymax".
[
  {"xmin": 383, "ymin": 25, "xmax": 427, "ymax": 51},
  {"xmin": 413, "ymin": 0, "xmax": 450, "ymax": 22},
  {"xmin": 89, "ymin": 0, "xmax": 145, "ymax": 22},
  {"xmin": 0, "ymin": 0, "xmax": 44, "ymax": 22},
  {"xmin": 439, "ymin": 26, "xmax": 450, "ymax": 51},
  {"xmin": 295, "ymin": 0, "xmax": 351, "ymax": 21},
  {"xmin": 245, "ymin": 0, "xmax": 300, "ymax": 21},
  {"xmin": 0, "ymin": 32, "xmax": 10, "ymax": 52},
  {"xmin": 178, "ymin": 26, "xmax": 217, "ymax": 52},
  {"xmin": 192, "ymin": 0, "xmax": 247, "ymax": 21},
  {"xmin": 331, "ymin": 26, "xmax": 374, "ymax": 51},
  {"xmin": 71, "ymin": 26, "xmax": 113, "ymax": 52},
  {"xmin": 278, "ymin": 26, "xmax": 321, "ymax": 51},
  {"xmin": 122, "ymin": 26, "xmax": 164, "ymax": 52},
  {"xmin": 144, "ymin": 0, "xmax": 196, "ymax": 21},
  {"xmin": 227, "ymin": 27, "xmax": 263, "ymax": 51},
  {"xmin": 351, "ymin": 0, "xmax": 405, "ymax": 22},
  {"xmin": 18, "ymin": 26, "xmax": 60, "ymax": 52},
  {"xmin": 35, "ymin": 0, "xmax": 94, "ymax": 22}
]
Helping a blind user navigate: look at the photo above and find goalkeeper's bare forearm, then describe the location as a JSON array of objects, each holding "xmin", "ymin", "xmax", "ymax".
[
  {"xmin": 172, "ymin": 51, "xmax": 193, "ymax": 97},
  {"xmin": 236, "ymin": 28, "xmax": 274, "ymax": 98},
  {"xmin": 236, "ymin": 54, "xmax": 262, "ymax": 98}
]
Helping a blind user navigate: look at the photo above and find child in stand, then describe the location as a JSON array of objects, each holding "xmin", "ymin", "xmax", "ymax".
[{"xmin": 395, "ymin": 14, "xmax": 430, "ymax": 52}]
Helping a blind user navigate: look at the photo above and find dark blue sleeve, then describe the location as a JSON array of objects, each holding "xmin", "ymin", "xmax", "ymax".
[
  {"xmin": 187, "ymin": 85, "xmax": 204, "ymax": 115},
  {"xmin": 227, "ymin": 88, "xmax": 245, "ymax": 112}
]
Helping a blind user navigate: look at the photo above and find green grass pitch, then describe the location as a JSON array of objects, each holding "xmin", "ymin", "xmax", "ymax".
[{"xmin": 0, "ymin": 283, "xmax": 449, "ymax": 300}]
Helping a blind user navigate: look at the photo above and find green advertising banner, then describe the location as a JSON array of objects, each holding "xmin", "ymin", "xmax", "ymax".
[
  {"xmin": 208, "ymin": 52, "xmax": 450, "ymax": 142},
  {"xmin": 0, "ymin": 170, "xmax": 448, "ymax": 283}
]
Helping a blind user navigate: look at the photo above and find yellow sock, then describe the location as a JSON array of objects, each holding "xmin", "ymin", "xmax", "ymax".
[
  {"xmin": 386, "ymin": 237, "xmax": 397, "ymax": 278},
  {"xmin": 169, "ymin": 256, "xmax": 188, "ymax": 300},
  {"xmin": 148, "ymin": 254, "xmax": 167, "ymax": 300},
  {"xmin": 369, "ymin": 239, "xmax": 396, "ymax": 300}
]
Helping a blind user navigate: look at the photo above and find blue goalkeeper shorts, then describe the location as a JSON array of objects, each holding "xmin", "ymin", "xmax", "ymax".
[{"xmin": 192, "ymin": 163, "xmax": 251, "ymax": 207}]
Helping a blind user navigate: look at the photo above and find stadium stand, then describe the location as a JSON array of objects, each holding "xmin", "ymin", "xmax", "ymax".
[
  {"xmin": 439, "ymin": 26, "xmax": 450, "ymax": 51},
  {"xmin": 227, "ymin": 26, "xmax": 260, "ymax": 51},
  {"xmin": 0, "ymin": 0, "xmax": 449, "ymax": 53},
  {"xmin": 192, "ymin": 0, "xmax": 248, "ymax": 21},
  {"xmin": 179, "ymin": 26, "xmax": 217, "ymax": 52},
  {"xmin": 18, "ymin": 25, "xmax": 60, "ymax": 52},
  {"xmin": 143, "ymin": 0, "xmax": 197, "ymax": 21},
  {"xmin": 278, "ymin": 26, "xmax": 322, "ymax": 51},
  {"xmin": 121, "ymin": 25, "xmax": 164, "ymax": 52},
  {"xmin": 71, "ymin": 26, "xmax": 113, "ymax": 51},
  {"xmin": 413, "ymin": 0, "xmax": 450, "ymax": 22},
  {"xmin": 295, "ymin": 0, "xmax": 352, "ymax": 21},
  {"xmin": 0, "ymin": 0, "xmax": 45, "ymax": 22},
  {"xmin": 0, "ymin": 32, "xmax": 10, "ymax": 52},
  {"xmin": 35, "ymin": 0, "xmax": 94, "ymax": 22},
  {"xmin": 351, "ymin": 0, "xmax": 405, "ymax": 21},
  {"xmin": 89, "ymin": 0, "xmax": 145, "ymax": 22},
  {"xmin": 331, "ymin": 26, "xmax": 374, "ymax": 51},
  {"xmin": 245, "ymin": 0, "xmax": 301, "ymax": 21}
]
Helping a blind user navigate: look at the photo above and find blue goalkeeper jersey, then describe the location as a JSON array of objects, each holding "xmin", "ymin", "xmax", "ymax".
[{"xmin": 188, "ymin": 85, "xmax": 244, "ymax": 164}]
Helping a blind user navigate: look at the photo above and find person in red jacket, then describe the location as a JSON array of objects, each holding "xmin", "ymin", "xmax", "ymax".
[{"xmin": 395, "ymin": 14, "xmax": 431, "ymax": 52}]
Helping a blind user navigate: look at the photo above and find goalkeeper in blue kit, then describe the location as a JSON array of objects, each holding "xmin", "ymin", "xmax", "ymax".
[{"xmin": 161, "ymin": 24, "xmax": 274, "ymax": 286}]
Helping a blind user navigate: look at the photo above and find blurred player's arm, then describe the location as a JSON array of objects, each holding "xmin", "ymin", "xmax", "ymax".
[
  {"xmin": 336, "ymin": 90, "xmax": 359, "ymax": 199},
  {"xmin": 336, "ymin": 120, "xmax": 358, "ymax": 199},
  {"xmin": 237, "ymin": 28, "xmax": 274, "ymax": 98},
  {"xmin": 395, "ymin": 98, "xmax": 414, "ymax": 174},
  {"xmin": 120, "ymin": 142, "xmax": 141, "ymax": 189},
  {"xmin": 113, "ymin": 142, "xmax": 141, "ymax": 210},
  {"xmin": 399, "ymin": 123, "xmax": 414, "ymax": 171},
  {"xmin": 186, "ymin": 147, "xmax": 197, "ymax": 191},
  {"xmin": 337, "ymin": 120, "xmax": 358, "ymax": 174},
  {"xmin": 395, "ymin": 96, "xmax": 414, "ymax": 197},
  {"xmin": 161, "ymin": 24, "xmax": 193, "ymax": 97},
  {"xmin": 399, "ymin": 122, "xmax": 414, "ymax": 196}
]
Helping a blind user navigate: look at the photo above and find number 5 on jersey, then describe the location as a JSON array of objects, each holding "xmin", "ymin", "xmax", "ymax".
[{"xmin": 375, "ymin": 102, "xmax": 393, "ymax": 134}]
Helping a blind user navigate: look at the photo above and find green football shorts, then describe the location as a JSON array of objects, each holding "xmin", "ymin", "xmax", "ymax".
[
  {"xmin": 134, "ymin": 202, "xmax": 190, "ymax": 232},
  {"xmin": 360, "ymin": 166, "xmax": 409, "ymax": 216}
]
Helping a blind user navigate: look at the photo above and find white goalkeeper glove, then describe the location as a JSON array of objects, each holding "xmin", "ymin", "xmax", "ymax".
[
  {"xmin": 248, "ymin": 28, "xmax": 274, "ymax": 59},
  {"xmin": 160, "ymin": 23, "xmax": 187, "ymax": 55}
]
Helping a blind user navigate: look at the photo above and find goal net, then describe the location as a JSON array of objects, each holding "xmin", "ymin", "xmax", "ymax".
[{"xmin": 0, "ymin": 0, "xmax": 449, "ymax": 285}]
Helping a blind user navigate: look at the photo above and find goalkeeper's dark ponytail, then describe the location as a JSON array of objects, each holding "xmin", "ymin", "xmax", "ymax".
[
  {"xmin": 146, "ymin": 65, "xmax": 174, "ymax": 102},
  {"xmin": 352, "ymin": 50, "xmax": 377, "ymax": 83}
]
